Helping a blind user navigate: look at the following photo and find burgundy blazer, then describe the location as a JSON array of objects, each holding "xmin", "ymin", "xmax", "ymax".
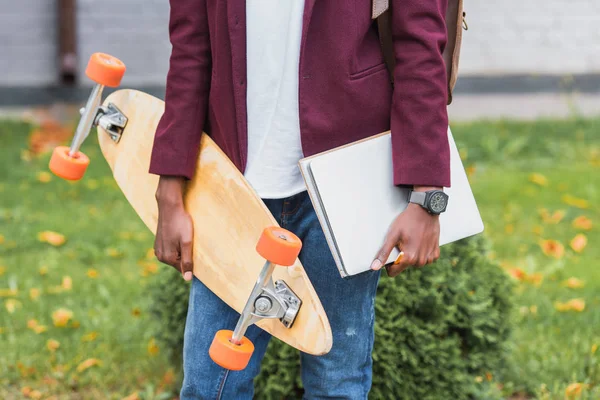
[{"xmin": 149, "ymin": 0, "xmax": 450, "ymax": 187}]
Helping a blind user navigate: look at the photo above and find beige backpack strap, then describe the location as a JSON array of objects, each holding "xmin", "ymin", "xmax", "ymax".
[
  {"xmin": 373, "ymin": 0, "xmax": 465, "ymax": 105},
  {"xmin": 372, "ymin": 0, "xmax": 395, "ymax": 84}
]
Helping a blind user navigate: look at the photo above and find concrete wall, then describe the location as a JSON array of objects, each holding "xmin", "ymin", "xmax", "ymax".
[{"xmin": 1, "ymin": 0, "xmax": 599, "ymax": 87}]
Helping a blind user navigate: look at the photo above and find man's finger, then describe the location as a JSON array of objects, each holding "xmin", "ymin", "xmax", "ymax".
[
  {"xmin": 371, "ymin": 236, "xmax": 397, "ymax": 270},
  {"xmin": 180, "ymin": 239, "xmax": 194, "ymax": 281}
]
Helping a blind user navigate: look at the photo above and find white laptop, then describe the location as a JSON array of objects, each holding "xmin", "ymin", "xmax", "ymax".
[{"xmin": 298, "ymin": 128, "xmax": 484, "ymax": 278}]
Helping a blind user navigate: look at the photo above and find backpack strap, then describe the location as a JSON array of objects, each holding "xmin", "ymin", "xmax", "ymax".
[
  {"xmin": 372, "ymin": 0, "xmax": 395, "ymax": 84},
  {"xmin": 373, "ymin": 0, "xmax": 465, "ymax": 105}
]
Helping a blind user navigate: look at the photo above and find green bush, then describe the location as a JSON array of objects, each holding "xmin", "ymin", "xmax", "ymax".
[{"xmin": 150, "ymin": 235, "xmax": 514, "ymax": 399}]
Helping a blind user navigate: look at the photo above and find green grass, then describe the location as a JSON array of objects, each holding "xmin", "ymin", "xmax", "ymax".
[{"xmin": 0, "ymin": 116, "xmax": 598, "ymax": 399}]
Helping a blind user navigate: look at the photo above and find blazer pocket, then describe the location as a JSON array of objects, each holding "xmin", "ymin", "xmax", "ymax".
[{"xmin": 349, "ymin": 62, "xmax": 388, "ymax": 80}]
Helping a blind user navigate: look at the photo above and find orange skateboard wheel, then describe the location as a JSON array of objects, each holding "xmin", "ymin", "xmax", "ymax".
[
  {"xmin": 256, "ymin": 227, "xmax": 302, "ymax": 266},
  {"xmin": 209, "ymin": 330, "xmax": 255, "ymax": 371},
  {"xmin": 49, "ymin": 146, "xmax": 90, "ymax": 181},
  {"xmin": 85, "ymin": 53, "xmax": 126, "ymax": 87}
]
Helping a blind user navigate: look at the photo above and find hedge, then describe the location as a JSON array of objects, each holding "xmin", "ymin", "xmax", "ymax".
[{"xmin": 149, "ymin": 235, "xmax": 514, "ymax": 399}]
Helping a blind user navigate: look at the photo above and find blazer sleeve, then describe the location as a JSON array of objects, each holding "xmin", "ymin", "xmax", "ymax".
[
  {"xmin": 390, "ymin": 0, "xmax": 451, "ymax": 187},
  {"xmin": 149, "ymin": 0, "xmax": 212, "ymax": 179}
]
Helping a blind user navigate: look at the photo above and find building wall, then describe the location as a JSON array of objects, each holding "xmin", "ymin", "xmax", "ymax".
[{"xmin": 1, "ymin": 0, "xmax": 599, "ymax": 87}]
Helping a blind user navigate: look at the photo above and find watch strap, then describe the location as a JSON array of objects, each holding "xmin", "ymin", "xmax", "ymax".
[{"xmin": 408, "ymin": 190, "xmax": 427, "ymax": 206}]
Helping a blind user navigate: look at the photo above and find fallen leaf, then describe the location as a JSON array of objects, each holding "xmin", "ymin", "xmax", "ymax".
[
  {"xmin": 87, "ymin": 269, "xmax": 99, "ymax": 278},
  {"xmin": 0, "ymin": 266, "xmax": 5, "ymax": 276},
  {"xmin": 591, "ymin": 344, "xmax": 597, "ymax": 355},
  {"xmin": 529, "ymin": 305, "xmax": 538, "ymax": 315},
  {"xmin": 131, "ymin": 307, "xmax": 141, "ymax": 317},
  {"xmin": 85, "ymin": 179, "xmax": 99, "ymax": 190},
  {"xmin": 570, "ymin": 234, "xmax": 588, "ymax": 253},
  {"xmin": 0, "ymin": 234, "xmax": 4, "ymax": 244},
  {"xmin": 539, "ymin": 239, "xmax": 565, "ymax": 259},
  {"xmin": 27, "ymin": 319, "xmax": 38, "ymax": 329},
  {"xmin": 118, "ymin": 232, "xmax": 133, "ymax": 240},
  {"xmin": 121, "ymin": 392, "xmax": 140, "ymax": 400},
  {"xmin": 139, "ymin": 261, "xmax": 159, "ymax": 277},
  {"xmin": 36, "ymin": 171, "xmax": 52, "ymax": 183},
  {"xmin": 529, "ymin": 173, "xmax": 548, "ymax": 186},
  {"xmin": 475, "ymin": 376, "xmax": 483, "ymax": 383},
  {"xmin": 28, "ymin": 120, "xmax": 72, "ymax": 155},
  {"xmin": 37, "ymin": 231, "xmax": 66, "ymax": 247},
  {"xmin": 47, "ymin": 339, "xmax": 60, "ymax": 352},
  {"xmin": 106, "ymin": 248, "xmax": 124, "ymax": 258},
  {"xmin": 76, "ymin": 358, "xmax": 102, "ymax": 372},
  {"xmin": 527, "ymin": 273, "xmax": 544, "ymax": 287},
  {"xmin": 148, "ymin": 338, "xmax": 160, "ymax": 356},
  {"xmin": 466, "ymin": 165, "xmax": 476, "ymax": 179},
  {"xmin": 29, "ymin": 288, "xmax": 41, "ymax": 300},
  {"xmin": 0, "ymin": 288, "xmax": 18, "ymax": 297},
  {"xmin": 146, "ymin": 248, "xmax": 155, "ymax": 260},
  {"xmin": 562, "ymin": 194, "xmax": 589, "ymax": 209},
  {"xmin": 5, "ymin": 299, "xmax": 22, "ymax": 313},
  {"xmin": 39, "ymin": 266, "xmax": 49, "ymax": 276},
  {"xmin": 81, "ymin": 332, "xmax": 98, "ymax": 342},
  {"xmin": 507, "ymin": 268, "xmax": 527, "ymax": 281},
  {"xmin": 538, "ymin": 209, "xmax": 566, "ymax": 224},
  {"xmin": 61, "ymin": 276, "xmax": 72, "ymax": 290},
  {"xmin": 565, "ymin": 382, "xmax": 588, "ymax": 399},
  {"xmin": 562, "ymin": 278, "xmax": 585, "ymax": 289},
  {"xmin": 555, "ymin": 298, "xmax": 585, "ymax": 312},
  {"xmin": 52, "ymin": 308, "xmax": 74, "ymax": 327},
  {"xmin": 572, "ymin": 216, "xmax": 593, "ymax": 230},
  {"xmin": 33, "ymin": 325, "xmax": 48, "ymax": 334},
  {"xmin": 504, "ymin": 224, "xmax": 514, "ymax": 234}
]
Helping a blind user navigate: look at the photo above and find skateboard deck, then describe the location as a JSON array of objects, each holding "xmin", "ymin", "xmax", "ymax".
[{"xmin": 97, "ymin": 89, "xmax": 332, "ymax": 355}]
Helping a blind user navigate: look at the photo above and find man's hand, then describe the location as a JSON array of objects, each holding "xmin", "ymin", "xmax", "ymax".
[
  {"xmin": 371, "ymin": 186, "xmax": 442, "ymax": 277},
  {"xmin": 154, "ymin": 176, "xmax": 194, "ymax": 281}
]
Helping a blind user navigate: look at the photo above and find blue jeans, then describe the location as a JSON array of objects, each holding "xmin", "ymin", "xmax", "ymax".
[{"xmin": 181, "ymin": 191, "xmax": 381, "ymax": 399}]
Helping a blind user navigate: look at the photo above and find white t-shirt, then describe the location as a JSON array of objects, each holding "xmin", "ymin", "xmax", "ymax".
[{"xmin": 244, "ymin": 0, "xmax": 306, "ymax": 199}]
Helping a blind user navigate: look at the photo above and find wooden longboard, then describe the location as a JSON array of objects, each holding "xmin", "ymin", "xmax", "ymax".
[{"xmin": 97, "ymin": 89, "xmax": 332, "ymax": 355}]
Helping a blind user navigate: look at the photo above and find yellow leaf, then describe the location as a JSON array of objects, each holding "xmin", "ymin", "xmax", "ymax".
[
  {"xmin": 27, "ymin": 319, "xmax": 38, "ymax": 329},
  {"xmin": 459, "ymin": 148, "xmax": 468, "ymax": 161},
  {"xmin": 507, "ymin": 268, "xmax": 527, "ymax": 281},
  {"xmin": 85, "ymin": 179, "xmax": 99, "ymax": 190},
  {"xmin": 47, "ymin": 339, "xmax": 60, "ymax": 352},
  {"xmin": 0, "ymin": 327, "xmax": 5, "ymax": 334},
  {"xmin": 148, "ymin": 338, "xmax": 160, "ymax": 356},
  {"xmin": 29, "ymin": 288, "xmax": 41, "ymax": 301},
  {"xmin": 106, "ymin": 247, "xmax": 124, "ymax": 258},
  {"xmin": 539, "ymin": 239, "xmax": 565, "ymax": 259},
  {"xmin": 529, "ymin": 305, "xmax": 538, "ymax": 315},
  {"xmin": 37, "ymin": 171, "xmax": 52, "ymax": 183},
  {"xmin": 572, "ymin": 215, "xmax": 593, "ymax": 230},
  {"xmin": 591, "ymin": 344, "xmax": 598, "ymax": 355},
  {"xmin": 0, "ymin": 234, "xmax": 4, "ymax": 244},
  {"xmin": 70, "ymin": 320, "xmax": 81, "ymax": 329},
  {"xmin": 504, "ymin": 224, "xmax": 514, "ymax": 234},
  {"xmin": 87, "ymin": 269, "xmax": 99, "ymax": 278},
  {"xmin": 61, "ymin": 276, "xmax": 72, "ymax": 290},
  {"xmin": 39, "ymin": 266, "xmax": 49, "ymax": 276},
  {"xmin": 466, "ymin": 165, "xmax": 476, "ymax": 179},
  {"xmin": 562, "ymin": 278, "xmax": 585, "ymax": 289},
  {"xmin": 52, "ymin": 308, "xmax": 74, "ymax": 327},
  {"xmin": 131, "ymin": 307, "xmax": 141, "ymax": 317},
  {"xmin": 0, "ymin": 266, "xmax": 5, "ymax": 276},
  {"xmin": 76, "ymin": 358, "xmax": 102, "ymax": 372},
  {"xmin": 562, "ymin": 194, "xmax": 589, "ymax": 209},
  {"xmin": 565, "ymin": 382, "xmax": 588, "ymax": 399},
  {"xmin": 529, "ymin": 173, "xmax": 548, "ymax": 186},
  {"xmin": 538, "ymin": 209, "xmax": 565, "ymax": 224},
  {"xmin": 570, "ymin": 234, "xmax": 588, "ymax": 253},
  {"xmin": 118, "ymin": 232, "xmax": 133, "ymax": 240},
  {"xmin": 81, "ymin": 331, "xmax": 98, "ymax": 342},
  {"xmin": 121, "ymin": 392, "xmax": 141, "ymax": 400},
  {"xmin": 138, "ymin": 261, "xmax": 159, "ymax": 277},
  {"xmin": 0, "ymin": 288, "xmax": 18, "ymax": 297},
  {"xmin": 5, "ymin": 299, "xmax": 21, "ymax": 314},
  {"xmin": 33, "ymin": 325, "xmax": 48, "ymax": 334},
  {"xmin": 37, "ymin": 231, "xmax": 66, "ymax": 246},
  {"xmin": 29, "ymin": 390, "xmax": 43, "ymax": 400},
  {"xmin": 527, "ymin": 273, "xmax": 544, "ymax": 287},
  {"xmin": 555, "ymin": 299, "xmax": 585, "ymax": 313},
  {"xmin": 474, "ymin": 376, "xmax": 483, "ymax": 383},
  {"xmin": 146, "ymin": 248, "xmax": 155, "ymax": 260}
]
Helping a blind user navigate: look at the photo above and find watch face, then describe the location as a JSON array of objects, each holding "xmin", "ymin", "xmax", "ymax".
[{"xmin": 429, "ymin": 192, "xmax": 448, "ymax": 214}]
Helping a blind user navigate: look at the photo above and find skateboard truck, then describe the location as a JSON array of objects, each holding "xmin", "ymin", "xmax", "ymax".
[
  {"xmin": 209, "ymin": 227, "xmax": 304, "ymax": 371},
  {"xmin": 49, "ymin": 53, "xmax": 127, "ymax": 181}
]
